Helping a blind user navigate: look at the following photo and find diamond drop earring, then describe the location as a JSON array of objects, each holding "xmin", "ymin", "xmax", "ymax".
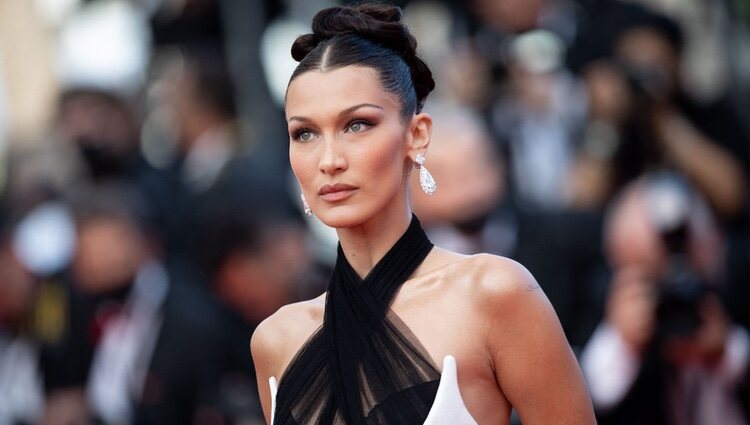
[
  {"xmin": 415, "ymin": 153, "xmax": 437, "ymax": 195},
  {"xmin": 301, "ymin": 193, "xmax": 312, "ymax": 216}
]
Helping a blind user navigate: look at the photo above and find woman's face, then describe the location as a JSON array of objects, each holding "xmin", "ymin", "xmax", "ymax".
[{"xmin": 286, "ymin": 66, "xmax": 424, "ymax": 228}]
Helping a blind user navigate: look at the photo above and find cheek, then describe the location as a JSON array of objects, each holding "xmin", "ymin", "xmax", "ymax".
[
  {"xmin": 289, "ymin": 147, "xmax": 316, "ymax": 188},
  {"xmin": 358, "ymin": 130, "xmax": 406, "ymax": 183},
  {"xmin": 359, "ymin": 145, "xmax": 400, "ymax": 177}
]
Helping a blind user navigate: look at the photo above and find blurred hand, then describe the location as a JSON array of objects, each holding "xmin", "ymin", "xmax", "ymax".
[
  {"xmin": 41, "ymin": 388, "xmax": 89, "ymax": 425},
  {"xmin": 650, "ymin": 105, "xmax": 746, "ymax": 218},
  {"xmin": 652, "ymin": 106, "xmax": 689, "ymax": 148},
  {"xmin": 695, "ymin": 294, "xmax": 731, "ymax": 365},
  {"xmin": 583, "ymin": 61, "xmax": 631, "ymax": 124},
  {"xmin": 606, "ymin": 268, "xmax": 658, "ymax": 353},
  {"xmin": 662, "ymin": 294, "xmax": 731, "ymax": 367}
]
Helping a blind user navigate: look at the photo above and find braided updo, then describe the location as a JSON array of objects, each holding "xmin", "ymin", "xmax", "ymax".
[{"xmin": 288, "ymin": 2, "xmax": 435, "ymax": 118}]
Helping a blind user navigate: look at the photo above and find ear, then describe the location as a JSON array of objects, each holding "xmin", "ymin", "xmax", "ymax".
[{"xmin": 406, "ymin": 112, "xmax": 433, "ymax": 161}]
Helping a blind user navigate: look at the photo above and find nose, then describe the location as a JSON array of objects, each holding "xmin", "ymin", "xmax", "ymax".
[{"xmin": 319, "ymin": 137, "xmax": 347, "ymax": 175}]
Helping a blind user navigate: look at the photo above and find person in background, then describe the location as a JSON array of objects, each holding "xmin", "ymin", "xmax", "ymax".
[
  {"xmin": 0, "ymin": 222, "xmax": 44, "ymax": 425},
  {"xmin": 56, "ymin": 88, "xmax": 143, "ymax": 183},
  {"xmin": 204, "ymin": 210, "xmax": 316, "ymax": 425},
  {"xmin": 142, "ymin": 50, "xmax": 291, "ymax": 280},
  {"xmin": 576, "ymin": 11, "xmax": 750, "ymax": 336},
  {"xmin": 581, "ymin": 173, "xmax": 750, "ymax": 425},
  {"xmin": 42, "ymin": 183, "xmax": 226, "ymax": 425},
  {"xmin": 578, "ymin": 13, "xmax": 747, "ymax": 220},
  {"xmin": 409, "ymin": 102, "xmax": 508, "ymax": 256},
  {"xmin": 490, "ymin": 29, "xmax": 587, "ymax": 211},
  {"xmin": 142, "ymin": 50, "xmax": 240, "ymax": 259},
  {"xmin": 2, "ymin": 87, "xmax": 144, "ymax": 220}
]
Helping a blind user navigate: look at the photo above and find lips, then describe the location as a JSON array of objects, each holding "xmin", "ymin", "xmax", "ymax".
[{"xmin": 318, "ymin": 183, "xmax": 358, "ymax": 202}]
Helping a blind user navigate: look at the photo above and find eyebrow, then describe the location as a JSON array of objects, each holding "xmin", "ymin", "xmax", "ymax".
[{"xmin": 288, "ymin": 103, "xmax": 384, "ymax": 123}]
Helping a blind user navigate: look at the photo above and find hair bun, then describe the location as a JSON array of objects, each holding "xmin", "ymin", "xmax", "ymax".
[
  {"xmin": 291, "ymin": 33, "xmax": 322, "ymax": 62},
  {"xmin": 291, "ymin": 3, "xmax": 434, "ymax": 105},
  {"xmin": 292, "ymin": 4, "xmax": 409, "ymax": 60}
]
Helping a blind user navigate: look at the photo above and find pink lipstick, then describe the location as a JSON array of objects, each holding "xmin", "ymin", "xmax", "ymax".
[{"xmin": 318, "ymin": 183, "xmax": 358, "ymax": 202}]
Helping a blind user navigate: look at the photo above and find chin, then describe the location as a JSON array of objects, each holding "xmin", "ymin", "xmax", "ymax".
[{"xmin": 315, "ymin": 205, "xmax": 376, "ymax": 229}]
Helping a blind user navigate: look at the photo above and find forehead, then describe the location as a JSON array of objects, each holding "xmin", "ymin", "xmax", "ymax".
[{"xmin": 285, "ymin": 66, "xmax": 399, "ymax": 119}]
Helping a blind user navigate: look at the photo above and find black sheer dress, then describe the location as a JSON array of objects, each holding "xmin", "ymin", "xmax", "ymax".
[{"xmin": 273, "ymin": 215, "xmax": 441, "ymax": 424}]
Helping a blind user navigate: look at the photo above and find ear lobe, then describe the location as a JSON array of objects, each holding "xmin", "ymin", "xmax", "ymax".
[{"xmin": 407, "ymin": 112, "xmax": 432, "ymax": 160}]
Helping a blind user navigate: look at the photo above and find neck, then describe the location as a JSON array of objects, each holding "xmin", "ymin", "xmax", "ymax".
[{"xmin": 335, "ymin": 202, "xmax": 413, "ymax": 279}]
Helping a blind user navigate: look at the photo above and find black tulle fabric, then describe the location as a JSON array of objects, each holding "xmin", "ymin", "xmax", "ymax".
[{"xmin": 273, "ymin": 215, "xmax": 440, "ymax": 424}]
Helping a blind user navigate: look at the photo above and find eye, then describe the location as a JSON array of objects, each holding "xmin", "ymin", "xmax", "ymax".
[
  {"xmin": 292, "ymin": 128, "xmax": 316, "ymax": 142},
  {"xmin": 346, "ymin": 119, "xmax": 372, "ymax": 133},
  {"xmin": 299, "ymin": 130, "xmax": 313, "ymax": 141}
]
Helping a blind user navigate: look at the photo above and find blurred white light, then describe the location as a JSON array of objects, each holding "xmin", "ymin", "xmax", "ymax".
[
  {"xmin": 0, "ymin": 59, "xmax": 8, "ymax": 192},
  {"xmin": 260, "ymin": 19, "xmax": 309, "ymax": 107},
  {"xmin": 509, "ymin": 30, "xmax": 565, "ymax": 74},
  {"xmin": 34, "ymin": 0, "xmax": 81, "ymax": 27},
  {"xmin": 0, "ymin": 57, "xmax": 8, "ymax": 146},
  {"xmin": 56, "ymin": 0, "xmax": 151, "ymax": 92},
  {"xmin": 645, "ymin": 172, "xmax": 691, "ymax": 232},
  {"xmin": 13, "ymin": 202, "xmax": 76, "ymax": 276},
  {"xmin": 403, "ymin": 1, "xmax": 453, "ymax": 61}
]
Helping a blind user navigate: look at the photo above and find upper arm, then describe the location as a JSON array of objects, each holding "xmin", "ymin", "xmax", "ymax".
[
  {"xmin": 480, "ymin": 256, "xmax": 596, "ymax": 424},
  {"xmin": 251, "ymin": 315, "xmax": 282, "ymax": 425}
]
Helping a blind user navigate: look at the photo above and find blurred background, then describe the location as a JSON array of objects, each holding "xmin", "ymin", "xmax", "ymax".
[{"xmin": 0, "ymin": 0, "xmax": 748, "ymax": 424}]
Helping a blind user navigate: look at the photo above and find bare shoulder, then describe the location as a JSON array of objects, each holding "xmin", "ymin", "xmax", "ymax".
[
  {"xmin": 445, "ymin": 253, "xmax": 555, "ymax": 333},
  {"xmin": 419, "ymin": 248, "xmax": 542, "ymax": 308},
  {"xmin": 458, "ymin": 253, "xmax": 542, "ymax": 301},
  {"xmin": 251, "ymin": 294, "xmax": 326, "ymax": 377},
  {"xmin": 455, "ymin": 255, "xmax": 596, "ymax": 423}
]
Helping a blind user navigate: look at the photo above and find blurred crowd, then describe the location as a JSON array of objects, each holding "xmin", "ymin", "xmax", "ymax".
[{"xmin": 0, "ymin": 0, "xmax": 748, "ymax": 424}]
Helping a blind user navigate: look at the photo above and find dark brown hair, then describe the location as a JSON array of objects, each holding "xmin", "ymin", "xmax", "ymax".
[{"xmin": 288, "ymin": 2, "xmax": 435, "ymax": 118}]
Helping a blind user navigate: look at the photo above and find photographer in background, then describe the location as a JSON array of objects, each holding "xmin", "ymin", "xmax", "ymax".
[
  {"xmin": 581, "ymin": 173, "xmax": 750, "ymax": 425},
  {"xmin": 578, "ymin": 13, "xmax": 747, "ymax": 220}
]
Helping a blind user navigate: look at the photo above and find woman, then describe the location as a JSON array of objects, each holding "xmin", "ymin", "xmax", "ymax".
[{"xmin": 251, "ymin": 3, "xmax": 596, "ymax": 424}]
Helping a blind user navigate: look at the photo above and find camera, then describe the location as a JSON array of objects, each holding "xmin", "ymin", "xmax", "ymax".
[
  {"xmin": 655, "ymin": 256, "xmax": 707, "ymax": 340},
  {"xmin": 643, "ymin": 172, "xmax": 709, "ymax": 340},
  {"xmin": 617, "ymin": 61, "xmax": 670, "ymax": 103}
]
